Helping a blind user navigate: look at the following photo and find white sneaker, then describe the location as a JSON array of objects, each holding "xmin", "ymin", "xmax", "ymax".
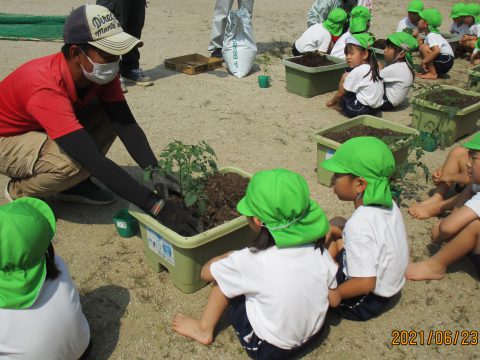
[{"xmin": 4, "ymin": 181, "xmax": 13, "ymax": 202}]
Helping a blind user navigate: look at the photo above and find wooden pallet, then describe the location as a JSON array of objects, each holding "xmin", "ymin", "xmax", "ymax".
[{"xmin": 164, "ymin": 53, "xmax": 223, "ymax": 75}]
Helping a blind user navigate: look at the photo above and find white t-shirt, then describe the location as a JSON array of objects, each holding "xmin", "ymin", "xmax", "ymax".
[
  {"xmin": 464, "ymin": 186, "xmax": 480, "ymax": 216},
  {"xmin": 469, "ymin": 23, "xmax": 480, "ymax": 36},
  {"xmin": 397, "ymin": 17, "xmax": 416, "ymax": 32},
  {"xmin": 343, "ymin": 64, "xmax": 384, "ymax": 108},
  {"xmin": 342, "ymin": 203, "xmax": 409, "ymax": 298},
  {"xmin": 0, "ymin": 256, "xmax": 90, "ymax": 360},
  {"xmin": 450, "ymin": 22, "xmax": 470, "ymax": 36},
  {"xmin": 295, "ymin": 23, "xmax": 332, "ymax": 53},
  {"xmin": 210, "ymin": 245, "xmax": 338, "ymax": 350},
  {"xmin": 425, "ymin": 32, "xmax": 454, "ymax": 57},
  {"xmin": 380, "ymin": 62, "xmax": 414, "ymax": 106},
  {"xmin": 330, "ymin": 31, "xmax": 350, "ymax": 59}
]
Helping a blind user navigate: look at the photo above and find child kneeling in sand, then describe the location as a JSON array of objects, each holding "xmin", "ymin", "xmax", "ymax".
[
  {"xmin": 326, "ymin": 33, "xmax": 384, "ymax": 118},
  {"xmin": 172, "ymin": 169, "xmax": 339, "ymax": 358},
  {"xmin": 321, "ymin": 137, "xmax": 409, "ymax": 321},
  {"xmin": 407, "ymin": 134, "xmax": 480, "ymax": 281},
  {"xmin": 0, "ymin": 198, "xmax": 91, "ymax": 359}
]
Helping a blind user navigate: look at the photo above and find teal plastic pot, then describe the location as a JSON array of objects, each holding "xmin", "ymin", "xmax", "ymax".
[
  {"xmin": 258, "ymin": 75, "xmax": 271, "ymax": 88},
  {"xmin": 420, "ymin": 131, "xmax": 437, "ymax": 152},
  {"xmin": 113, "ymin": 208, "xmax": 139, "ymax": 238}
]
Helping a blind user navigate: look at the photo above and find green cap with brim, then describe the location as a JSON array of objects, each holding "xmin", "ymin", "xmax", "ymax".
[
  {"xmin": 350, "ymin": 6, "xmax": 372, "ymax": 21},
  {"xmin": 419, "ymin": 8, "xmax": 443, "ymax": 33},
  {"xmin": 450, "ymin": 3, "xmax": 468, "ymax": 18},
  {"xmin": 237, "ymin": 169, "xmax": 330, "ymax": 248},
  {"xmin": 323, "ymin": 8, "xmax": 348, "ymax": 37},
  {"xmin": 463, "ymin": 132, "xmax": 480, "ymax": 151},
  {"xmin": 466, "ymin": 3, "xmax": 480, "ymax": 23},
  {"xmin": 345, "ymin": 32, "xmax": 375, "ymax": 49},
  {"xmin": 350, "ymin": 17, "xmax": 369, "ymax": 34},
  {"xmin": 0, "ymin": 198, "xmax": 56, "ymax": 310},
  {"xmin": 387, "ymin": 32, "xmax": 419, "ymax": 67},
  {"xmin": 321, "ymin": 137, "xmax": 395, "ymax": 208},
  {"xmin": 407, "ymin": 0, "xmax": 424, "ymax": 13}
]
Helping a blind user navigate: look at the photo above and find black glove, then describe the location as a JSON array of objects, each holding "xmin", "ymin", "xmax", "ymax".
[
  {"xmin": 152, "ymin": 198, "xmax": 202, "ymax": 236},
  {"xmin": 150, "ymin": 168, "xmax": 181, "ymax": 200}
]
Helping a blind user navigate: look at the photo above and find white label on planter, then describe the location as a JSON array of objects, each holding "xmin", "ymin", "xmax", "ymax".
[
  {"xmin": 325, "ymin": 149, "xmax": 335, "ymax": 160},
  {"xmin": 116, "ymin": 221, "xmax": 127, "ymax": 229},
  {"xmin": 146, "ymin": 228, "xmax": 175, "ymax": 266}
]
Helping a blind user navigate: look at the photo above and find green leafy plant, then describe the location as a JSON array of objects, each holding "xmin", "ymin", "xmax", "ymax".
[
  {"xmin": 144, "ymin": 141, "xmax": 218, "ymax": 214},
  {"xmin": 257, "ymin": 53, "xmax": 271, "ymax": 75}
]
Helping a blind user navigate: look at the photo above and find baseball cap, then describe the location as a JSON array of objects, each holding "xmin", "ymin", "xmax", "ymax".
[
  {"xmin": 63, "ymin": 4, "xmax": 143, "ymax": 56},
  {"xmin": 0, "ymin": 198, "xmax": 56, "ymax": 310},
  {"xmin": 237, "ymin": 169, "xmax": 330, "ymax": 248}
]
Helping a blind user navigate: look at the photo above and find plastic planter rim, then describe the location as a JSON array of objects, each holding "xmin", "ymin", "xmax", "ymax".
[
  {"xmin": 282, "ymin": 54, "xmax": 347, "ymax": 73},
  {"xmin": 412, "ymin": 85, "xmax": 480, "ymax": 115}
]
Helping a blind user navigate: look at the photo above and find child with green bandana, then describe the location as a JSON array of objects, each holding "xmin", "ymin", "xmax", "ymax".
[
  {"xmin": 450, "ymin": 3, "xmax": 470, "ymax": 37},
  {"xmin": 417, "ymin": 8, "xmax": 454, "ymax": 79},
  {"xmin": 396, "ymin": 0, "xmax": 423, "ymax": 36},
  {"xmin": 0, "ymin": 198, "xmax": 91, "ymax": 359},
  {"xmin": 293, "ymin": 8, "xmax": 348, "ymax": 55},
  {"xmin": 470, "ymin": 38, "xmax": 480, "ymax": 66},
  {"xmin": 172, "ymin": 169, "xmax": 339, "ymax": 358},
  {"xmin": 321, "ymin": 137, "xmax": 409, "ymax": 321},
  {"xmin": 460, "ymin": 3, "xmax": 480, "ymax": 52},
  {"xmin": 379, "ymin": 32, "xmax": 418, "ymax": 111},
  {"xmin": 330, "ymin": 6, "xmax": 372, "ymax": 59},
  {"xmin": 327, "ymin": 33, "xmax": 384, "ymax": 118},
  {"xmin": 407, "ymin": 133, "xmax": 480, "ymax": 281}
]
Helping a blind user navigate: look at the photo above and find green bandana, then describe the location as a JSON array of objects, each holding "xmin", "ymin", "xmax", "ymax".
[
  {"xmin": 345, "ymin": 32, "xmax": 374, "ymax": 49},
  {"xmin": 349, "ymin": 17, "xmax": 369, "ymax": 34},
  {"xmin": 387, "ymin": 32, "xmax": 419, "ymax": 67},
  {"xmin": 419, "ymin": 8, "xmax": 443, "ymax": 33},
  {"xmin": 237, "ymin": 169, "xmax": 330, "ymax": 248},
  {"xmin": 450, "ymin": 3, "xmax": 468, "ymax": 19},
  {"xmin": 476, "ymin": 38, "xmax": 480, "ymax": 51},
  {"xmin": 0, "ymin": 198, "xmax": 56, "ymax": 310},
  {"xmin": 463, "ymin": 132, "xmax": 480, "ymax": 151},
  {"xmin": 407, "ymin": 0, "xmax": 424, "ymax": 13},
  {"xmin": 320, "ymin": 137, "xmax": 395, "ymax": 208},
  {"xmin": 350, "ymin": 6, "xmax": 372, "ymax": 21},
  {"xmin": 323, "ymin": 8, "xmax": 348, "ymax": 37},
  {"xmin": 466, "ymin": 3, "xmax": 480, "ymax": 23}
]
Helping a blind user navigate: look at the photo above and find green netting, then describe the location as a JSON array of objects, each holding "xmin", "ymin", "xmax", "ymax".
[{"xmin": 0, "ymin": 13, "xmax": 66, "ymax": 41}]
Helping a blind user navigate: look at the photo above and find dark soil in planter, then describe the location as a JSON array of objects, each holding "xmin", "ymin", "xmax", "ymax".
[
  {"xmin": 324, "ymin": 124, "xmax": 409, "ymax": 145},
  {"xmin": 290, "ymin": 52, "xmax": 335, "ymax": 67},
  {"xmin": 200, "ymin": 172, "xmax": 249, "ymax": 230},
  {"xmin": 422, "ymin": 89, "xmax": 479, "ymax": 109},
  {"xmin": 372, "ymin": 39, "xmax": 387, "ymax": 49}
]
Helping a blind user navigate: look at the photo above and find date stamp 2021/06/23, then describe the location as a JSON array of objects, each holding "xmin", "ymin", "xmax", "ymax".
[{"xmin": 391, "ymin": 330, "xmax": 478, "ymax": 346}]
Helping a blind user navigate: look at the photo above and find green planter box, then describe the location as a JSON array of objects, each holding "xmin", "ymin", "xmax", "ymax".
[
  {"xmin": 282, "ymin": 54, "xmax": 347, "ymax": 98},
  {"xmin": 412, "ymin": 85, "xmax": 480, "ymax": 147},
  {"xmin": 468, "ymin": 63, "xmax": 480, "ymax": 93},
  {"xmin": 129, "ymin": 167, "xmax": 256, "ymax": 294},
  {"xmin": 314, "ymin": 115, "xmax": 419, "ymax": 186}
]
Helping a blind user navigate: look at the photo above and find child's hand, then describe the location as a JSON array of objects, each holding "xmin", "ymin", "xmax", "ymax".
[
  {"xmin": 412, "ymin": 29, "xmax": 419, "ymax": 38},
  {"xmin": 328, "ymin": 288, "xmax": 341, "ymax": 308},
  {"xmin": 432, "ymin": 168, "xmax": 442, "ymax": 185}
]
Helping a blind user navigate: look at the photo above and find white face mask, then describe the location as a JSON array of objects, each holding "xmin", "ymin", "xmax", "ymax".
[{"xmin": 80, "ymin": 49, "xmax": 119, "ymax": 85}]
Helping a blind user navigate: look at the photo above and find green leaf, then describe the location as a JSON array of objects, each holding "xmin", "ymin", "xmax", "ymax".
[{"xmin": 184, "ymin": 192, "xmax": 198, "ymax": 207}]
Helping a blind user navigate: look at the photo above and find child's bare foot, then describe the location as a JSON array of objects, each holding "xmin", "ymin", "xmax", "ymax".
[
  {"xmin": 172, "ymin": 314, "xmax": 213, "ymax": 345},
  {"xmin": 417, "ymin": 72, "xmax": 438, "ymax": 80},
  {"xmin": 406, "ymin": 258, "xmax": 446, "ymax": 281},
  {"xmin": 408, "ymin": 201, "xmax": 443, "ymax": 219},
  {"xmin": 326, "ymin": 99, "xmax": 336, "ymax": 108}
]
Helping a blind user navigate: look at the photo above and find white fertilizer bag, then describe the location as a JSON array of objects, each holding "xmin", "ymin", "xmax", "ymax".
[{"xmin": 222, "ymin": 7, "xmax": 257, "ymax": 78}]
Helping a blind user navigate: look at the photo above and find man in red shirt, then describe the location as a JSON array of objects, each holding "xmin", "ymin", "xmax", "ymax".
[{"xmin": 0, "ymin": 4, "xmax": 197, "ymax": 235}]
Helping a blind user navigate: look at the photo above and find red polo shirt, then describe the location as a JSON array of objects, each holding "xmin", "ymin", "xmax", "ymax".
[{"xmin": 0, "ymin": 52, "xmax": 125, "ymax": 139}]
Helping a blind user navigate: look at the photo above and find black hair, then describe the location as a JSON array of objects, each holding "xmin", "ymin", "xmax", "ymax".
[
  {"xmin": 344, "ymin": 43, "xmax": 382, "ymax": 82},
  {"xmin": 61, "ymin": 43, "xmax": 93, "ymax": 59},
  {"xmin": 249, "ymin": 225, "xmax": 326, "ymax": 253},
  {"xmin": 45, "ymin": 243, "xmax": 60, "ymax": 280},
  {"xmin": 385, "ymin": 39, "xmax": 415, "ymax": 79}
]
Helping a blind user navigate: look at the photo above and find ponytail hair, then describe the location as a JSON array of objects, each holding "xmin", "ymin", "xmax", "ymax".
[
  {"xmin": 45, "ymin": 243, "xmax": 60, "ymax": 280},
  {"xmin": 367, "ymin": 48, "xmax": 382, "ymax": 83}
]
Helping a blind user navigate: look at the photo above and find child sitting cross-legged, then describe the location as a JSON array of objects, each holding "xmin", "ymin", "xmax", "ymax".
[
  {"xmin": 293, "ymin": 8, "xmax": 348, "ymax": 55},
  {"xmin": 397, "ymin": 0, "xmax": 424, "ymax": 36},
  {"xmin": 450, "ymin": 3, "xmax": 470, "ymax": 37},
  {"xmin": 321, "ymin": 137, "xmax": 409, "ymax": 321},
  {"xmin": 172, "ymin": 169, "xmax": 339, "ymax": 358},
  {"xmin": 460, "ymin": 3, "xmax": 480, "ymax": 53},
  {"xmin": 470, "ymin": 38, "xmax": 480, "ymax": 66},
  {"xmin": 380, "ymin": 32, "xmax": 419, "ymax": 111},
  {"xmin": 417, "ymin": 8, "xmax": 455, "ymax": 79},
  {"xmin": 326, "ymin": 33, "xmax": 384, "ymax": 118},
  {"xmin": 407, "ymin": 134, "xmax": 480, "ymax": 281},
  {"xmin": 0, "ymin": 198, "xmax": 91, "ymax": 359}
]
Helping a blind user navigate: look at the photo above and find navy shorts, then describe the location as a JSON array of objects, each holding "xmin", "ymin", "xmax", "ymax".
[
  {"xmin": 228, "ymin": 296, "xmax": 321, "ymax": 359},
  {"xmin": 335, "ymin": 249, "xmax": 394, "ymax": 321},
  {"xmin": 433, "ymin": 54, "xmax": 454, "ymax": 75},
  {"xmin": 379, "ymin": 92, "xmax": 395, "ymax": 111},
  {"xmin": 291, "ymin": 43, "xmax": 301, "ymax": 56},
  {"xmin": 341, "ymin": 91, "xmax": 379, "ymax": 118}
]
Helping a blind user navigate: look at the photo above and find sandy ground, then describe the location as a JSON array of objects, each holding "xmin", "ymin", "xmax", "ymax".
[{"xmin": 1, "ymin": 0, "xmax": 479, "ymax": 359}]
